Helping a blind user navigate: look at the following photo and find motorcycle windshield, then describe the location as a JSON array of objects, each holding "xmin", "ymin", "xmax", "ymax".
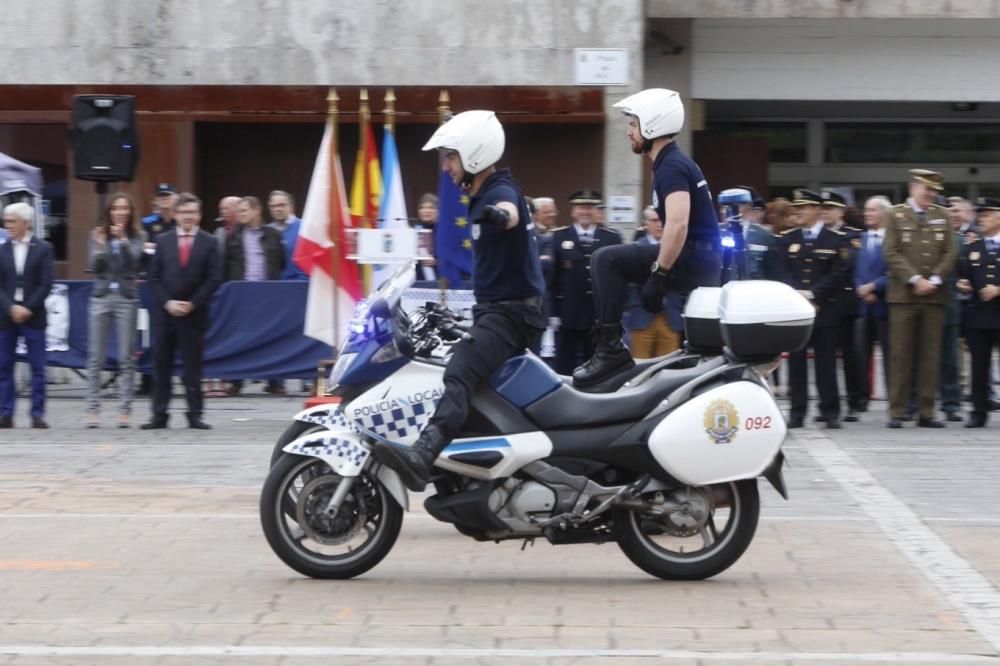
[{"xmin": 343, "ymin": 261, "xmax": 416, "ymax": 350}]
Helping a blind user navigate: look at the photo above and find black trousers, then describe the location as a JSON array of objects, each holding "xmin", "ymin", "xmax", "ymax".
[
  {"xmin": 967, "ymin": 327, "xmax": 1000, "ymax": 418},
  {"xmin": 855, "ymin": 313, "xmax": 889, "ymax": 406},
  {"xmin": 591, "ymin": 242, "xmax": 722, "ymax": 325},
  {"xmin": 428, "ymin": 303, "xmax": 545, "ymax": 443},
  {"xmin": 555, "ymin": 327, "xmax": 594, "ymax": 376},
  {"xmin": 151, "ymin": 316, "xmax": 207, "ymax": 421},
  {"xmin": 789, "ymin": 326, "xmax": 840, "ymax": 421},
  {"xmin": 836, "ymin": 315, "xmax": 865, "ymax": 411}
]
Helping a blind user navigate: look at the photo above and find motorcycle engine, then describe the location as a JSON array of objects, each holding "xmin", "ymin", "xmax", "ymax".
[{"xmin": 487, "ymin": 479, "xmax": 557, "ymax": 534}]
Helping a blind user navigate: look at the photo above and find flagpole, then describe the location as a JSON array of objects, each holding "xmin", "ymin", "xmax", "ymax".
[
  {"xmin": 437, "ymin": 89, "xmax": 450, "ymax": 306},
  {"xmin": 383, "ymin": 88, "xmax": 396, "ymax": 230},
  {"xmin": 359, "ymin": 88, "xmax": 373, "ymax": 294},
  {"xmin": 383, "ymin": 87, "xmax": 396, "ymax": 133},
  {"xmin": 327, "ymin": 88, "xmax": 341, "ymax": 360}
]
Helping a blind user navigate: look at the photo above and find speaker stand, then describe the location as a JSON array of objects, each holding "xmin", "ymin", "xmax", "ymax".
[{"xmin": 95, "ymin": 181, "xmax": 110, "ymax": 225}]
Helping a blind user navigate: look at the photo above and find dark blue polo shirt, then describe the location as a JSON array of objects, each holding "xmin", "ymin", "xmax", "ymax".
[
  {"xmin": 651, "ymin": 142, "xmax": 720, "ymax": 244},
  {"xmin": 467, "ymin": 169, "xmax": 545, "ymax": 303}
]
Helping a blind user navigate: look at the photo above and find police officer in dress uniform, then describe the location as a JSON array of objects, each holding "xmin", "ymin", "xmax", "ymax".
[
  {"xmin": 550, "ymin": 190, "xmax": 622, "ymax": 375},
  {"xmin": 767, "ymin": 189, "xmax": 850, "ymax": 429},
  {"xmin": 883, "ymin": 169, "xmax": 957, "ymax": 429},
  {"xmin": 573, "ymin": 88, "xmax": 722, "ymax": 387},
  {"xmin": 372, "ymin": 110, "xmax": 546, "ymax": 491},
  {"xmin": 820, "ymin": 190, "xmax": 865, "ymax": 421},
  {"xmin": 957, "ymin": 197, "xmax": 1000, "ymax": 428}
]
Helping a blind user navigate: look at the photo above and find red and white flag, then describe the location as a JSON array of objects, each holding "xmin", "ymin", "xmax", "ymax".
[{"xmin": 293, "ymin": 123, "xmax": 362, "ymax": 347}]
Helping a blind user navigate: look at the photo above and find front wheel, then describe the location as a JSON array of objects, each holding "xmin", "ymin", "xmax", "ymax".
[
  {"xmin": 260, "ymin": 453, "xmax": 403, "ymax": 579},
  {"xmin": 615, "ymin": 480, "xmax": 760, "ymax": 580}
]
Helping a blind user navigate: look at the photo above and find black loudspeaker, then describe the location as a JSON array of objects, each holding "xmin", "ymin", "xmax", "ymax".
[{"xmin": 71, "ymin": 95, "xmax": 140, "ymax": 182}]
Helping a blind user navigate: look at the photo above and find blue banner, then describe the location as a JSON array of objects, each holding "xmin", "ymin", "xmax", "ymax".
[{"xmin": 27, "ymin": 281, "xmax": 332, "ymax": 380}]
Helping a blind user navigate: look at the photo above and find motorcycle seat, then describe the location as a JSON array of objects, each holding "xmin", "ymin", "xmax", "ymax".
[{"xmin": 525, "ymin": 356, "xmax": 727, "ymax": 429}]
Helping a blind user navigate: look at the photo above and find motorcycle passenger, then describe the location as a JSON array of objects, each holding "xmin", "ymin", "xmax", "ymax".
[
  {"xmin": 372, "ymin": 110, "xmax": 546, "ymax": 491},
  {"xmin": 573, "ymin": 88, "xmax": 722, "ymax": 387}
]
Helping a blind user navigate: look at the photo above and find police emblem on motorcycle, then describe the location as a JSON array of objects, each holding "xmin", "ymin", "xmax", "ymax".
[{"xmin": 704, "ymin": 399, "xmax": 739, "ymax": 444}]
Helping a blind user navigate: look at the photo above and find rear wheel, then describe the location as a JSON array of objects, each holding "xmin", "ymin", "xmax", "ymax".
[
  {"xmin": 260, "ymin": 454, "xmax": 403, "ymax": 579},
  {"xmin": 615, "ymin": 480, "xmax": 759, "ymax": 580}
]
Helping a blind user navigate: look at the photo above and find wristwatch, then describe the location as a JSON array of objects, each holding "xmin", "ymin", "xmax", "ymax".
[{"xmin": 650, "ymin": 261, "xmax": 669, "ymax": 276}]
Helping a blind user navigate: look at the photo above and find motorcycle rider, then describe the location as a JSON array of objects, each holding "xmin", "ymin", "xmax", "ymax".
[
  {"xmin": 573, "ymin": 88, "xmax": 722, "ymax": 387},
  {"xmin": 372, "ymin": 110, "xmax": 546, "ymax": 491}
]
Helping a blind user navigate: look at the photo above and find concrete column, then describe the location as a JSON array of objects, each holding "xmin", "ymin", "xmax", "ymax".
[{"xmin": 602, "ymin": 2, "xmax": 648, "ymax": 237}]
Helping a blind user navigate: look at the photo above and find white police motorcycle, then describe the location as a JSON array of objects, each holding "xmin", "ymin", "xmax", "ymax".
[{"xmin": 260, "ymin": 263, "xmax": 814, "ymax": 580}]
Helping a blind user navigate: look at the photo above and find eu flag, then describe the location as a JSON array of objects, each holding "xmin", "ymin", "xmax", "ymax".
[{"xmin": 434, "ymin": 170, "xmax": 473, "ymax": 285}]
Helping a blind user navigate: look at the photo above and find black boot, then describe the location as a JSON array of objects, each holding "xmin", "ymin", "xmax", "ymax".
[
  {"xmin": 572, "ymin": 323, "xmax": 635, "ymax": 388},
  {"xmin": 372, "ymin": 426, "xmax": 447, "ymax": 492}
]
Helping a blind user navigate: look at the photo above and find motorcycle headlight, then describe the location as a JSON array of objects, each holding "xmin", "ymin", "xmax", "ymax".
[{"xmin": 330, "ymin": 353, "xmax": 358, "ymax": 385}]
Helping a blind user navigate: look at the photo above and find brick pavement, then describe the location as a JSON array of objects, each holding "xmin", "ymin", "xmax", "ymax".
[{"xmin": 0, "ymin": 386, "xmax": 998, "ymax": 664}]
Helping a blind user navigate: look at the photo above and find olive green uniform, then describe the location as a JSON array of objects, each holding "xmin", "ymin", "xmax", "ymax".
[{"xmin": 883, "ymin": 202, "xmax": 957, "ymax": 420}]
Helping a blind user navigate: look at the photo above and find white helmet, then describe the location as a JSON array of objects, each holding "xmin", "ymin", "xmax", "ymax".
[
  {"xmin": 613, "ymin": 88, "xmax": 685, "ymax": 140},
  {"xmin": 422, "ymin": 110, "xmax": 505, "ymax": 175}
]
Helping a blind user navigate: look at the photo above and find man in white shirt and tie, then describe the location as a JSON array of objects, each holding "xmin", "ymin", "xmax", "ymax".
[{"xmin": 0, "ymin": 203, "xmax": 54, "ymax": 429}]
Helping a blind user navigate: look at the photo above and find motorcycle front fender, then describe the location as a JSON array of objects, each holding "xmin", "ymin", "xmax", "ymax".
[{"xmin": 282, "ymin": 429, "xmax": 409, "ymax": 511}]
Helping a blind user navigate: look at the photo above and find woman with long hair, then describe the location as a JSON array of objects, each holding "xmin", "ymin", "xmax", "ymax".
[{"xmin": 85, "ymin": 193, "xmax": 147, "ymax": 427}]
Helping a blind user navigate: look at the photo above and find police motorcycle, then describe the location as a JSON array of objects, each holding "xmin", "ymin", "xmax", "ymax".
[{"xmin": 260, "ymin": 262, "xmax": 814, "ymax": 580}]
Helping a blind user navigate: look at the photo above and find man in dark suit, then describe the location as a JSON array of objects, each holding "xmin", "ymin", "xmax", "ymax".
[
  {"xmin": 550, "ymin": 189, "xmax": 621, "ymax": 375},
  {"xmin": 854, "ymin": 196, "xmax": 892, "ymax": 412},
  {"xmin": 768, "ymin": 189, "xmax": 850, "ymax": 429},
  {"xmin": 0, "ymin": 203, "xmax": 54, "ymax": 429},
  {"xmin": 142, "ymin": 193, "xmax": 221, "ymax": 430}
]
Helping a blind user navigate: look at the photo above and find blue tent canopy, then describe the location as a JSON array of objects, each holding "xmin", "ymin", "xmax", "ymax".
[{"xmin": 0, "ymin": 152, "xmax": 43, "ymax": 197}]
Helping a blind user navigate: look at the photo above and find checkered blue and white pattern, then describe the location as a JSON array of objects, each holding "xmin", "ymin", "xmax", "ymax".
[
  {"xmin": 285, "ymin": 433, "xmax": 370, "ymax": 476},
  {"xmin": 354, "ymin": 398, "xmax": 438, "ymax": 442},
  {"xmin": 298, "ymin": 406, "xmax": 355, "ymax": 432}
]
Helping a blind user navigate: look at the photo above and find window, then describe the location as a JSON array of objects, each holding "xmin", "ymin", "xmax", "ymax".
[
  {"xmin": 706, "ymin": 122, "xmax": 807, "ymax": 163},
  {"xmin": 825, "ymin": 123, "xmax": 1000, "ymax": 164}
]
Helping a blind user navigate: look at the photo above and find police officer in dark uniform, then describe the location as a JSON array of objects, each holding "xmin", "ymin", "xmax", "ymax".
[
  {"xmin": 573, "ymin": 88, "xmax": 721, "ymax": 387},
  {"xmin": 768, "ymin": 189, "xmax": 850, "ymax": 428},
  {"xmin": 820, "ymin": 190, "xmax": 865, "ymax": 421},
  {"xmin": 142, "ymin": 183, "xmax": 178, "ymax": 243},
  {"xmin": 957, "ymin": 197, "xmax": 1000, "ymax": 427},
  {"xmin": 373, "ymin": 110, "xmax": 546, "ymax": 491},
  {"xmin": 550, "ymin": 189, "xmax": 622, "ymax": 375}
]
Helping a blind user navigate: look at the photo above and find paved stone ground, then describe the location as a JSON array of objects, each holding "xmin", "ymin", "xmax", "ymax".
[{"xmin": 1, "ymin": 381, "xmax": 999, "ymax": 665}]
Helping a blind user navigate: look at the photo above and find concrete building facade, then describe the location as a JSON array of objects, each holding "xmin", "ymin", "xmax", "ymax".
[{"xmin": 1, "ymin": 0, "xmax": 1000, "ymax": 274}]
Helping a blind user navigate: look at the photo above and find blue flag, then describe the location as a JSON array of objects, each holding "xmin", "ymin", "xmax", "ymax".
[{"xmin": 434, "ymin": 170, "xmax": 473, "ymax": 285}]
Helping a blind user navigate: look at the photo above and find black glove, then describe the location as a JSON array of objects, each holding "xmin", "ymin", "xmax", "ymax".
[
  {"xmin": 640, "ymin": 271, "xmax": 669, "ymax": 314},
  {"xmin": 478, "ymin": 204, "xmax": 510, "ymax": 229}
]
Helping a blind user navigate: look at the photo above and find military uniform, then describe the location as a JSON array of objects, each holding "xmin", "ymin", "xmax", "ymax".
[
  {"xmin": 883, "ymin": 169, "xmax": 957, "ymax": 426},
  {"xmin": 769, "ymin": 193, "xmax": 850, "ymax": 426},
  {"xmin": 744, "ymin": 223, "xmax": 774, "ymax": 279},
  {"xmin": 739, "ymin": 186, "xmax": 774, "ymax": 280},
  {"xmin": 551, "ymin": 221, "xmax": 621, "ymax": 374},
  {"xmin": 958, "ymin": 197, "xmax": 1000, "ymax": 426}
]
